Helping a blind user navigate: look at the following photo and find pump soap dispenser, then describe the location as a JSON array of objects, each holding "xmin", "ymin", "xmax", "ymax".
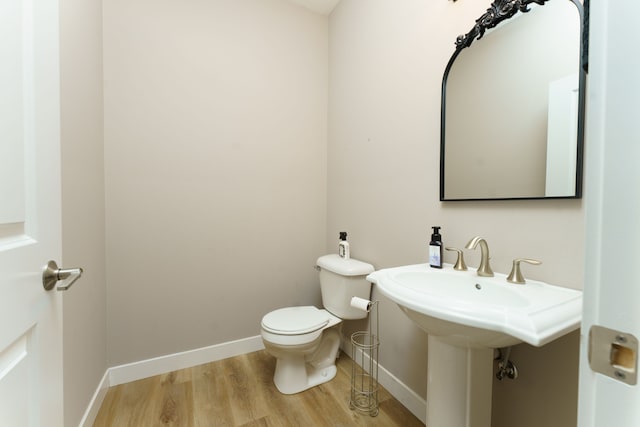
[
  {"xmin": 429, "ymin": 226, "xmax": 443, "ymax": 268},
  {"xmin": 338, "ymin": 232, "xmax": 350, "ymax": 259}
]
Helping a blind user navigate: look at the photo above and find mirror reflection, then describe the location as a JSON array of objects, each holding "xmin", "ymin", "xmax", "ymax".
[{"xmin": 440, "ymin": 0, "xmax": 586, "ymax": 201}]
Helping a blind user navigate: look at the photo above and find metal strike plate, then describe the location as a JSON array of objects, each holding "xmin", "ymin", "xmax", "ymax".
[{"xmin": 589, "ymin": 325, "xmax": 638, "ymax": 385}]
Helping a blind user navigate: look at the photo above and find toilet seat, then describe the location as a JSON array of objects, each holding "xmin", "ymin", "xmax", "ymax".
[{"xmin": 261, "ymin": 306, "xmax": 329, "ymax": 335}]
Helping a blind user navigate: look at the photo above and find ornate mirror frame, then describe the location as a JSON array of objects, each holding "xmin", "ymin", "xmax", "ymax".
[{"xmin": 440, "ymin": 0, "xmax": 589, "ymax": 201}]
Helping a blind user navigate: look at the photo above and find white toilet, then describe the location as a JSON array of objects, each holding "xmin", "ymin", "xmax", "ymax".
[{"xmin": 260, "ymin": 254, "xmax": 374, "ymax": 394}]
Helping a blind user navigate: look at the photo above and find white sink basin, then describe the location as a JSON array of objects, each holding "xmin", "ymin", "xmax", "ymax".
[{"xmin": 367, "ymin": 263, "xmax": 582, "ymax": 348}]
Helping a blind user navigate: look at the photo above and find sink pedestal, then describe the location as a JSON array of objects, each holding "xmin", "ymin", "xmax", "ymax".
[{"xmin": 427, "ymin": 336, "xmax": 493, "ymax": 427}]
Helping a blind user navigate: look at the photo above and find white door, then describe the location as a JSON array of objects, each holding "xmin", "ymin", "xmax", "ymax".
[
  {"xmin": 578, "ymin": 0, "xmax": 640, "ymax": 425},
  {"xmin": 0, "ymin": 0, "xmax": 64, "ymax": 426}
]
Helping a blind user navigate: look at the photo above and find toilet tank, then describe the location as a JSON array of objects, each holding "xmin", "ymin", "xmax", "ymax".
[{"xmin": 316, "ymin": 254, "xmax": 375, "ymax": 320}]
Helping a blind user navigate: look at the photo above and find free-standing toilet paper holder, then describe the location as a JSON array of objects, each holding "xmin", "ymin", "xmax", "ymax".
[{"xmin": 349, "ymin": 297, "xmax": 380, "ymax": 417}]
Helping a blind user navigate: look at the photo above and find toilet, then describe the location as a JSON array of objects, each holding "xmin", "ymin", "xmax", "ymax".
[{"xmin": 260, "ymin": 254, "xmax": 374, "ymax": 394}]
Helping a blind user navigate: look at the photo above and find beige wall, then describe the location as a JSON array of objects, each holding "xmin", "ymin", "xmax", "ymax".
[
  {"xmin": 59, "ymin": 0, "xmax": 107, "ymax": 425},
  {"xmin": 329, "ymin": 1, "xmax": 583, "ymax": 426},
  {"xmin": 103, "ymin": 0, "xmax": 328, "ymax": 365}
]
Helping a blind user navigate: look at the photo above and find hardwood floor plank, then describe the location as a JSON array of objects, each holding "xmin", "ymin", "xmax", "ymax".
[
  {"xmin": 92, "ymin": 350, "xmax": 424, "ymax": 427},
  {"xmin": 93, "ymin": 385, "xmax": 122, "ymax": 427},
  {"xmin": 237, "ymin": 416, "xmax": 273, "ymax": 427},
  {"xmin": 222, "ymin": 354, "xmax": 271, "ymax": 425},
  {"xmin": 117, "ymin": 376, "xmax": 163, "ymax": 425},
  {"xmin": 158, "ymin": 378, "xmax": 194, "ymax": 426},
  {"xmin": 191, "ymin": 362, "xmax": 235, "ymax": 426}
]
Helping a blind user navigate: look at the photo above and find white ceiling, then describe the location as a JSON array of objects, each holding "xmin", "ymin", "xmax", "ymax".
[{"xmin": 286, "ymin": 0, "xmax": 341, "ymax": 15}]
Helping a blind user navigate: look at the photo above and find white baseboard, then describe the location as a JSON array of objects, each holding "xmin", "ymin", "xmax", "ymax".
[
  {"xmin": 341, "ymin": 340, "xmax": 427, "ymax": 424},
  {"xmin": 376, "ymin": 358, "xmax": 427, "ymax": 423},
  {"xmin": 80, "ymin": 334, "xmax": 426, "ymax": 426},
  {"xmin": 78, "ymin": 370, "xmax": 110, "ymax": 427},
  {"xmin": 79, "ymin": 335, "xmax": 265, "ymax": 426},
  {"xmin": 109, "ymin": 335, "xmax": 265, "ymax": 386}
]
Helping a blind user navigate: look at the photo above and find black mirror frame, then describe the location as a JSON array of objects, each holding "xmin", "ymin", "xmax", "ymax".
[{"xmin": 439, "ymin": 0, "xmax": 589, "ymax": 201}]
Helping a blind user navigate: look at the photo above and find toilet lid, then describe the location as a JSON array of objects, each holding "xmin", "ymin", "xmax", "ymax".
[{"xmin": 261, "ymin": 306, "xmax": 330, "ymax": 335}]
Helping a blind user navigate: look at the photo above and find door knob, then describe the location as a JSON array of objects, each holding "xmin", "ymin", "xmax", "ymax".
[{"xmin": 42, "ymin": 260, "xmax": 83, "ymax": 291}]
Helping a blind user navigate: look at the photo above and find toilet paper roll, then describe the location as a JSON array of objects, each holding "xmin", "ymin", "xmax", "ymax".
[{"xmin": 350, "ymin": 296, "xmax": 372, "ymax": 313}]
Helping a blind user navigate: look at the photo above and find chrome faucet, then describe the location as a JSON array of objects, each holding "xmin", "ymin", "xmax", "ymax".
[{"xmin": 465, "ymin": 236, "xmax": 494, "ymax": 277}]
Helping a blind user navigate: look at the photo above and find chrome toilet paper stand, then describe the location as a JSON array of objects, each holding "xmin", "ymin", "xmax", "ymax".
[{"xmin": 349, "ymin": 299, "xmax": 380, "ymax": 417}]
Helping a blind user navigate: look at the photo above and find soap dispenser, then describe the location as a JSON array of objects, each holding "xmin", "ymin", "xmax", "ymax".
[
  {"xmin": 429, "ymin": 226, "xmax": 443, "ymax": 268},
  {"xmin": 338, "ymin": 231, "xmax": 350, "ymax": 259}
]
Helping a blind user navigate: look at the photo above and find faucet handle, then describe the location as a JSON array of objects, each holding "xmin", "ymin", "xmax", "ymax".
[
  {"xmin": 507, "ymin": 258, "xmax": 542, "ymax": 284},
  {"xmin": 445, "ymin": 247, "xmax": 467, "ymax": 271}
]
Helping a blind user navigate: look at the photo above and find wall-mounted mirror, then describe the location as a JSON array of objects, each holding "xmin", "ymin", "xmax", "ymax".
[{"xmin": 440, "ymin": 0, "xmax": 587, "ymax": 201}]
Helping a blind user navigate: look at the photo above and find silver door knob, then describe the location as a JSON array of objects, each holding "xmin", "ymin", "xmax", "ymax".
[{"xmin": 42, "ymin": 260, "xmax": 83, "ymax": 291}]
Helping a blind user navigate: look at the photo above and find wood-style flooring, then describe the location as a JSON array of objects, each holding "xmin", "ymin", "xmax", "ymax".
[{"xmin": 93, "ymin": 349, "xmax": 424, "ymax": 426}]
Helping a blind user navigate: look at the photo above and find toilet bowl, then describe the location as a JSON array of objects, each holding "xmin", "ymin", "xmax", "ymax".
[
  {"xmin": 260, "ymin": 254, "xmax": 374, "ymax": 394},
  {"xmin": 261, "ymin": 306, "xmax": 342, "ymax": 394}
]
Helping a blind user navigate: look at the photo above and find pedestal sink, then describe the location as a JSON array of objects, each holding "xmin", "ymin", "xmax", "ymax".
[{"xmin": 366, "ymin": 264, "xmax": 582, "ymax": 427}]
